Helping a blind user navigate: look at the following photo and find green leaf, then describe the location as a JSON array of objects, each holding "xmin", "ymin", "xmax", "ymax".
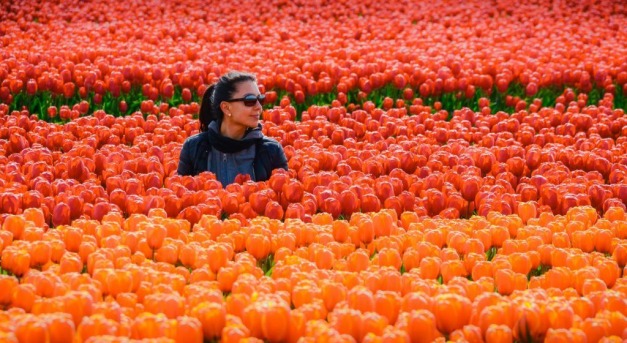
[
  {"xmin": 486, "ymin": 247, "xmax": 497, "ymax": 261},
  {"xmin": 258, "ymin": 253, "xmax": 275, "ymax": 275},
  {"xmin": 6, "ymin": 81, "xmax": 623, "ymax": 123}
]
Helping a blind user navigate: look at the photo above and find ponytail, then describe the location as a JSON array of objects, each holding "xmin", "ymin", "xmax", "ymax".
[
  {"xmin": 198, "ymin": 71, "xmax": 257, "ymax": 132},
  {"xmin": 199, "ymin": 84, "xmax": 216, "ymax": 132}
]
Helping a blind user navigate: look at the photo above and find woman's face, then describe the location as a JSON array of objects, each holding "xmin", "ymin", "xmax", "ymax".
[{"xmin": 221, "ymin": 80, "xmax": 263, "ymax": 130}]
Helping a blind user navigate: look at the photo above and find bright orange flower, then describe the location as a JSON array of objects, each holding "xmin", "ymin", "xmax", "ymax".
[{"xmin": 433, "ymin": 293, "xmax": 472, "ymax": 334}]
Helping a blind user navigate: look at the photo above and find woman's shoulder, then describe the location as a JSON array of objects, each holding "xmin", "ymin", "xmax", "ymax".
[
  {"xmin": 182, "ymin": 131, "xmax": 210, "ymax": 146},
  {"xmin": 184, "ymin": 131, "xmax": 209, "ymax": 143},
  {"xmin": 258, "ymin": 136, "xmax": 284, "ymax": 151},
  {"xmin": 181, "ymin": 131, "xmax": 211, "ymax": 155},
  {"xmin": 255, "ymin": 136, "xmax": 288, "ymax": 171}
]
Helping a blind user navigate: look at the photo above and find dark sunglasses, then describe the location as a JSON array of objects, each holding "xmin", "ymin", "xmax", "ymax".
[{"xmin": 225, "ymin": 94, "xmax": 266, "ymax": 107}]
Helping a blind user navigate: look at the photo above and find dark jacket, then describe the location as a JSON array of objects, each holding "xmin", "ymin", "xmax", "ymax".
[{"xmin": 177, "ymin": 129, "xmax": 288, "ymax": 183}]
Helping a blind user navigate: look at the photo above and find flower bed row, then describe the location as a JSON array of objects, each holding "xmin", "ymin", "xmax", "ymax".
[
  {"xmin": 1, "ymin": 0, "xmax": 626, "ymax": 118},
  {"xmin": 0, "ymin": 205, "xmax": 626, "ymax": 342},
  {"xmin": 1, "ymin": 88, "xmax": 626, "ymax": 228}
]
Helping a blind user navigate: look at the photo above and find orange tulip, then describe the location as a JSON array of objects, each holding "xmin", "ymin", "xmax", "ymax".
[
  {"xmin": 572, "ymin": 230, "xmax": 596, "ymax": 253},
  {"xmin": 378, "ymin": 327, "xmax": 411, "ymax": 343},
  {"xmin": 0, "ymin": 275, "xmax": 18, "ymax": 306},
  {"xmin": 286, "ymin": 309, "xmax": 308, "ymax": 343},
  {"xmin": 217, "ymin": 266, "xmax": 238, "ymax": 293},
  {"xmin": 75, "ymin": 314, "xmax": 120, "ymax": 342},
  {"xmin": 395, "ymin": 310, "xmax": 443, "ymax": 343},
  {"xmin": 401, "ymin": 292, "xmax": 433, "ymax": 313},
  {"xmin": 440, "ymin": 259, "xmax": 466, "ymax": 284},
  {"xmin": 225, "ymin": 293, "xmax": 251, "ymax": 320},
  {"xmin": 171, "ymin": 316, "xmax": 203, "ymax": 343},
  {"xmin": 612, "ymin": 243, "xmax": 627, "ymax": 268},
  {"xmin": 154, "ymin": 242, "xmax": 178, "ymax": 264},
  {"xmin": 495, "ymin": 269, "xmax": 527, "ymax": 295},
  {"xmin": 246, "ymin": 233, "xmax": 271, "ymax": 261},
  {"xmin": 331, "ymin": 220, "xmax": 350, "ymax": 243},
  {"xmin": 361, "ymin": 312, "xmax": 388, "ymax": 341},
  {"xmin": 328, "ymin": 307, "xmax": 363, "ymax": 342},
  {"xmin": 568, "ymin": 297, "xmax": 596, "ymax": 321},
  {"xmin": 144, "ymin": 223, "xmax": 166, "ymax": 251},
  {"xmin": 314, "ymin": 247, "xmax": 335, "ymax": 270},
  {"xmin": 478, "ymin": 303, "xmax": 514, "ymax": 335},
  {"xmin": 424, "ymin": 229, "xmax": 445, "ymax": 249},
  {"xmin": 546, "ymin": 302, "xmax": 574, "ymax": 330},
  {"xmin": 11, "ymin": 248, "xmax": 31, "ymax": 277},
  {"xmin": 292, "ymin": 280, "xmax": 322, "ymax": 309},
  {"xmin": 13, "ymin": 314, "xmax": 48, "ymax": 343},
  {"xmin": 45, "ymin": 313, "xmax": 76, "ymax": 343},
  {"xmin": 401, "ymin": 248, "xmax": 420, "ymax": 272},
  {"xmin": 178, "ymin": 244, "xmax": 198, "ymax": 269},
  {"xmin": 543, "ymin": 267, "xmax": 573, "ymax": 290},
  {"xmin": 191, "ymin": 301, "xmax": 226, "ymax": 340},
  {"xmin": 595, "ymin": 310, "xmax": 627, "ymax": 337},
  {"xmin": 517, "ymin": 201, "xmax": 537, "ymax": 223},
  {"xmin": 377, "ymin": 247, "xmax": 402, "ymax": 270},
  {"xmin": 222, "ymin": 323, "xmax": 251, "ymax": 343},
  {"xmin": 3, "ymin": 215, "xmax": 26, "ymax": 240},
  {"xmin": 144, "ymin": 293, "xmax": 185, "ymax": 319},
  {"xmin": 347, "ymin": 286, "xmax": 375, "ymax": 313},
  {"xmin": 207, "ymin": 243, "xmax": 230, "ymax": 274},
  {"xmin": 373, "ymin": 210, "xmax": 395, "ymax": 238},
  {"xmin": 485, "ymin": 324, "xmax": 513, "ymax": 343},
  {"xmin": 544, "ymin": 328, "xmax": 574, "ymax": 343},
  {"xmin": 419, "ymin": 256, "xmax": 441, "ymax": 280},
  {"xmin": 594, "ymin": 229, "xmax": 614, "ymax": 253},
  {"xmin": 23, "ymin": 208, "xmax": 45, "ymax": 228},
  {"xmin": 463, "ymin": 238, "xmax": 485, "ymax": 256},
  {"xmin": 346, "ymin": 249, "xmax": 370, "ymax": 272},
  {"xmin": 490, "ymin": 225, "xmax": 510, "ymax": 248},
  {"xmin": 449, "ymin": 325, "xmax": 482, "ymax": 343},
  {"xmin": 357, "ymin": 216, "xmax": 375, "ymax": 245},
  {"xmin": 508, "ymin": 252, "xmax": 533, "ymax": 275},
  {"xmin": 321, "ymin": 281, "xmax": 347, "ymax": 312},
  {"xmin": 582, "ymin": 278, "xmax": 607, "ymax": 296},
  {"xmin": 59, "ymin": 252, "xmax": 83, "ymax": 274},
  {"xmin": 130, "ymin": 312, "xmax": 170, "ymax": 339},
  {"xmin": 374, "ymin": 291, "xmax": 401, "ymax": 325},
  {"xmin": 433, "ymin": 293, "xmax": 472, "ymax": 334},
  {"xmin": 594, "ymin": 259, "xmax": 620, "ymax": 288},
  {"xmin": 577, "ymin": 317, "xmax": 610, "ymax": 343},
  {"xmin": 471, "ymin": 261, "xmax": 494, "ymax": 281},
  {"xmin": 260, "ymin": 296, "xmax": 291, "ymax": 342},
  {"xmin": 513, "ymin": 302, "xmax": 549, "ymax": 343}
]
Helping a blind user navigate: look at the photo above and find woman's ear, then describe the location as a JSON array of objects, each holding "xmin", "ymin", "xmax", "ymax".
[{"xmin": 220, "ymin": 101, "xmax": 231, "ymax": 117}]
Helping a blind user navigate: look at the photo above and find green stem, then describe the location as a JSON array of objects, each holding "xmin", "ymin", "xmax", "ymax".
[{"xmin": 7, "ymin": 82, "xmax": 624, "ymax": 122}]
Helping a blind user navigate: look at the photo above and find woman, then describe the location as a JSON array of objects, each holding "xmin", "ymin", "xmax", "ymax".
[{"xmin": 177, "ymin": 71, "xmax": 288, "ymax": 186}]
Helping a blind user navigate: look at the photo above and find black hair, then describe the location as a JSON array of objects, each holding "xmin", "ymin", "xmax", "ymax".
[{"xmin": 199, "ymin": 71, "xmax": 257, "ymax": 132}]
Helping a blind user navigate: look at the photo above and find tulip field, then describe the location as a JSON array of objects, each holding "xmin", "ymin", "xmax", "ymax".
[{"xmin": 1, "ymin": 0, "xmax": 627, "ymax": 342}]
